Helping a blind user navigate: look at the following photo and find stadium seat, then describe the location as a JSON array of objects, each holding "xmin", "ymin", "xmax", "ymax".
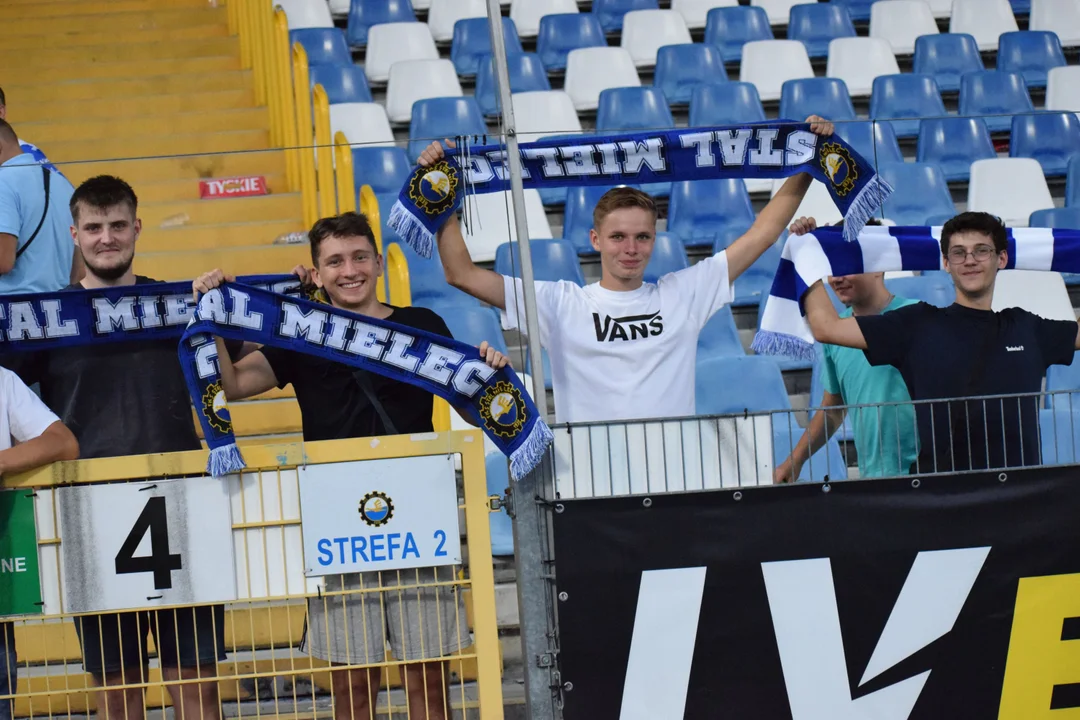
[
  {"xmin": 536, "ymin": 13, "xmax": 607, "ymax": 71},
  {"xmin": 484, "ymin": 453, "xmax": 514, "ymax": 556},
  {"xmin": 1030, "ymin": 207, "xmax": 1080, "ymax": 229},
  {"xmin": 510, "ymin": 0, "xmax": 579, "ymax": 38},
  {"xmin": 352, "ymin": 147, "xmax": 411, "ymax": 195},
  {"xmin": 1039, "ymin": 406, "xmax": 1080, "ymax": 465},
  {"xmin": 885, "ymin": 274, "xmax": 956, "ymax": 307},
  {"xmin": 828, "ymin": 0, "xmax": 881, "ymax": 23},
  {"xmin": 689, "ymin": 82, "xmax": 766, "ymax": 127},
  {"xmin": 451, "ymin": 17, "xmax": 523, "ymax": 77},
  {"xmin": 289, "ymin": 28, "xmax": 351, "ymax": 66},
  {"xmin": 870, "ymin": 0, "xmax": 938, "ymax": 55},
  {"xmin": 276, "ymin": 0, "xmax": 334, "ymax": 29},
  {"xmin": 780, "ymin": 78, "xmax": 856, "ymax": 124},
  {"xmin": 992, "ymin": 269, "xmax": 1075, "ymax": 321},
  {"xmin": 869, "ymin": 74, "xmax": 947, "ymax": 138},
  {"xmin": 751, "ymin": 0, "xmax": 802, "ymax": 26},
  {"xmin": 696, "ymin": 355, "xmax": 791, "ymax": 415},
  {"xmin": 1030, "ymin": 0, "xmax": 1080, "ymax": 47},
  {"xmin": 697, "ymin": 306, "xmax": 745, "ymax": 361},
  {"xmin": 1047, "ymin": 66, "xmax": 1080, "ymax": 117},
  {"xmin": 771, "ymin": 424, "xmax": 849, "ymax": 482},
  {"xmin": 959, "ymin": 71, "xmax": 1033, "ymax": 134},
  {"xmin": 363, "ymin": 22, "xmax": 438, "ymax": 84},
  {"xmin": 776, "ymin": 178, "xmax": 844, "ymax": 225},
  {"xmin": 475, "ymin": 54, "xmax": 550, "ymax": 117},
  {"xmin": 704, "ymin": 6, "xmax": 775, "ymax": 64},
  {"xmin": 441, "ymin": 307, "xmax": 509, "ymax": 353},
  {"xmin": 833, "ymin": 120, "xmax": 905, "ymax": 166},
  {"xmin": 672, "ymin": 0, "xmax": 739, "ymax": 30},
  {"xmin": 562, "ymin": 185, "xmax": 642, "ymax": 253},
  {"xmin": 408, "ymin": 97, "xmax": 486, "ymax": 162},
  {"xmin": 385, "ymin": 59, "xmax": 462, "ymax": 123},
  {"xmin": 641, "ymin": 233, "xmax": 690, "ymax": 283},
  {"xmin": 329, "ymin": 0, "xmax": 348, "ymax": 18},
  {"xmin": 730, "ymin": 238, "xmax": 783, "ymax": 307},
  {"xmin": 412, "ymin": 0, "xmax": 430, "ymax": 8},
  {"xmin": 494, "ymin": 239, "xmax": 586, "ymax": 285},
  {"xmin": 329, "ymin": 103, "xmax": 394, "ymax": 146},
  {"xmin": 310, "ymin": 64, "xmax": 373, "ymax": 104},
  {"xmin": 596, "ymin": 87, "xmax": 675, "ymax": 133},
  {"xmin": 564, "ymin": 47, "xmax": 641, "ymax": 111},
  {"xmin": 912, "ymin": 33, "xmax": 984, "ymax": 94},
  {"xmin": 916, "ymin": 117, "xmax": 996, "ymax": 183},
  {"xmin": 739, "ymin": 40, "xmax": 814, "ymax": 102},
  {"xmin": 427, "ymin": 0, "xmax": 486, "ymax": 42},
  {"xmin": 653, "ymin": 44, "xmax": 728, "ymax": 106},
  {"xmin": 1069, "ymin": 155, "xmax": 1080, "ymax": 206},
  {"xmin": 879, "ymin": 162, "xmax": 956, "ymax": 226},
  {"xmin": 513, "ymin": 91, "xmax": 583, "ymax": 143},
  {"xmin": 826, "ymin": 37, "xmax": 901, "ymax": 98},
  {"xmin": 788, "ymin": 3, "xmax": 856, "ymax": 59},
  {"xmin": 592, "ymin": 0, "xmax": 660, "ymax": 33},
  {"xmin": 949, "ymin": 0, "xmax": 1018, "ymax": 51},
  {"xmin": 345, "ymin": 0, "xmax": 415, "ymax": 47},
  {"xmin": 996, "ymin": 31, "xmax": 1067, "ymax": 88},
  {"xmin": 463, "ymin": 190, "xmax": 553, "ymax": 262},
  {"xmin": 622, "ymin": 10, "xmax": 693, "ymax": 68},
  {"xmin": 968, "ymin": 158, "xmax": 1054, "ymax": 226},
  {"xmin": 390, "ymin": 237, "xmax": 482, "ymax": 309},
  {"xmin": 1046, "ymin": 353, "xmax": 1080, "ymax": 406},
  {"xmin": 668, "ymin": 179, "xmax": 755, "ymax": 249},
  {"xmin": 1009, "ymin": 112, "xmax": 1080, "ymax": 178}
]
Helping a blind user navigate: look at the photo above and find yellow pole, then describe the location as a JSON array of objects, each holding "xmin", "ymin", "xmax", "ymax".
[
  {"xmin": 358, "ymin": 185, "xmax": 387, "ymax": 303},
  {"xmin": 313, "ymin": 84, "xmax": 336, "ymax": 222},
  {"xmin": 333, "ymin": 132, "xmax": 356, "ymax": 214},
  {"xmin": 250, "ymin": 0, "xmax": 266, "ymax": 104},
  {"xmin": 236, "ymin": 0, "xmax": 251, "ymax": 69},
  {"xmin": 385, "ymin": 242, "xmax": 410, "ymax": 307},
  {"xmin": 256, "ymin": 5, "xmax": 278, "ymax": 146},
  {"xmin": 226, "ymin": 0, "xmax": 237, "ymax": 36},
  {"xmin": 292, "ymin": 43, "xmax": 318, "ymax": 229},
  {"xmin": 276, "ymin": 9, "xmax": 299, "ymax": 191}
]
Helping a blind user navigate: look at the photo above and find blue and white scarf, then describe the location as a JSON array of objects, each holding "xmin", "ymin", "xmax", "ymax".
[
  {"xmin": 751, "ymin": 225, "xmax": 1074, "ymax": 362},
  {"xmin": 387, "ymin": 122, "xmax": 893, "ymax": 255}
]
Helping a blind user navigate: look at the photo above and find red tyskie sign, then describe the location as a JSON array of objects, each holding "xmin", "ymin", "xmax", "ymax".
[{"xmin": 199, "ymin": 176, "xmax": 268, "ymax": 199}]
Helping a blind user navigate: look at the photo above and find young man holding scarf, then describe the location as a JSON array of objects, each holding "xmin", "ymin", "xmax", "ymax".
[
  {"xmin": 193, "ymin": 211, "xmax": 509, "ymax": 720},
  {"xmin": 416, "ymin": 115, "xmax": 835, "ymax": 424}
]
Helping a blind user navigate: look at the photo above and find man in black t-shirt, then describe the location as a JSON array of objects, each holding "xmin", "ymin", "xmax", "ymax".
[
  {"xmin": 803, "ymin": 212, "xmax": 1080, "ymax": 474},
  {"xmin": 194, "ymin": 212, "xmax": 508, "ymax": 720}
]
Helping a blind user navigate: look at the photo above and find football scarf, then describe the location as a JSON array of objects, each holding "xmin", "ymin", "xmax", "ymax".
[{"xmin": 387, "ymin": 121, "xmax": 893, "ymax": 255}]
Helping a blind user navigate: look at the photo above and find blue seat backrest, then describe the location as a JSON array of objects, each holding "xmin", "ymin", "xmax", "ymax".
[
  {"xmin": 704, "ymin": 6, "xmax": 774, "ymax": 63},
  {"xmin": 879, "ymin": 162, "xmax": 956, "ymax": 226},
  {"xmin": 1030, "ymin": 207, "xmax": 1080, "ymax": 229},
  {"xmin": 310, "ymin": 63, "xmax": 373, "ymax": 104},
  {"xmin": 697, "ymin": 306, "xmax": 744, "ymax": 359},
  {"xmin": 591, "ymin": 0, "xmax": 659, "ymax": 33},
  {"xmin": 1069, "ymin": 155, "xmax": 1080, "ymax": 207},
  {"xmin": 689, "ymin": 82, "xmax": 766, "ymax": 128},
  {"xmin": 912, "ymin": 33, "xmax": 984, "ymax": 94},
  {"xmin": 440, "ymin": 306, "xmax": 509, "ymax": 354},
  {"xmin": 668, "ymin": 179, "xmax": 755, "ymax": 249},
  {"xmin": 475, "ymin": 53, "xmax": 550, "ymax": 116},
  {"xmin": 869, "ymin": 74, "xmax": 947, "ymax": 138},
  {"xmin": 996, "ymin": 31, "xmax": 1067, "ymax": 88},
  {"xmin": 1009, "ymin": 111, "xmax": 1080, "ymax": 178},
  {"xmin": 885, "ymin": 274, "xmax": 957, "ymax": 308},
  {"xmin": 536, "ymin": 13, "xmax": 607, "ymax": 71},
  {"xmin": 959, "ymin": 71, "xmax": 1034, "ymax": 134},
  {"xmin": 596, "ymin": 87, "xmax": 675, "ymax": 133},
  {"xmin": 407, "ymin": 97, "xmax": 486, "ymax": 162},
  {"xmin": 1039, "ymin": 406, "xmax": 1080, "ymax": 465},
  {"xmin": 494, "ymin": 239, "xmax": 586, "ymax": 285},
  {"xmin": 916, "ymin": 116, "xmax": 996, "ymax": 183},
  {"xmin": 654, "ymin": 44, "xmax": 728, "ymax": 105},
  {"xmin": 290, "ymin": 28, "xmax": 352, "ymax": 66},
  {"xmin": 352, "ymin": 147, "xmax": 412, "ymax": 195},
  {"xmin": 788, "ymin": 3, "xmax": 856, "ymax": 58},
  {"xmin": 696, "ymin": 355, "xmax": 791, "ymax": 415},
  {"xmin": 450, "ymin": 17, "xmax": 523, "ymax": 77},
  {"xmin": 780, "ymin": 78, "xmax": 856, "ymax": 123},
  {"xmin": 346, "ymin": 0, "xmax": 415, "ymax": 47},
  {"xmin": 642, "ymin": 232, "xmax": 690, "ymax": 283},
  {"xmin": 484, "ymin": 453, "xmax": 515, "ymax": 556},
  {"xmin": 833, "ymin": 120, "xmax": 904, "ymax": 166},
  {"xmin": 828, "ymin": 0, "xmax": 878, "ymax": 22}
]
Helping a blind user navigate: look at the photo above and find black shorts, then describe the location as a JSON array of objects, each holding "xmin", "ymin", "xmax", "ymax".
[{"xmin": 74, "ymin": 605, "xmax": 227, "ymax": 677}]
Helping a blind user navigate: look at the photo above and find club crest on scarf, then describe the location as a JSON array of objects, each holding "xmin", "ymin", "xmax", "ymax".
[
  {"xmin": 819, "ymin": 142, "xmax": 857, "ymax": 197},
  {"xmin": 409, "ymin": 160, "xmax": 460, "ymax": 217},
  {"xmin": 202, "ymin": 382, "xmax": 232, "ymax": 434},
  {"xmin": 480, "ymin": 380, "xmax": 527, "ymax": 439}
]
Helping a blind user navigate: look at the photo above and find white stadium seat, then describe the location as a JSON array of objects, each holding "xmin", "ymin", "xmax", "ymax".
[
  {"xmin": 1030, "ymin": 0, "xmax": 1080, "ymax": 47},
  {"xmin": 275, "ymin": 0, "xmax": 333, "ymax": 29},
  {"xmin": 329, "ymin": 103, "xmax": 395, "ymax": 147},
  {"xmin": 739, "ymin": 40, "xmax": 813, "ymax": 102},
  {"xmin": 328, "ymin": 0, "xmax": 348, "ymax": 18},
  {"xmin": 563, "ymin": 47, "xmax": 641, "ymax": 112},
  {"xmin": 385, "ymin": 59, "xmax": 462, "ymax": 123},
  {"xmin": 672, "ymin": 0, "xmax": 739, "ymax": 30},
  {"xmin": 510, "ymin": 0, "xmax": 579, "ymax": 38},
  {"xmin": 870, "ymin": 0, "xmax": 939, "ymax": 55},
  {"xmin": 513, "ymin": 91, "xmax": 583, "ymax": 143},
  {"xmin": 992, "ymin": 269, "xmax": 1075, "ymax": 322},
  {"xmin": 364, "ymin": 22, "xmax": 438, "ymax": 84},
  {"xmin": 412, "ymin": 0, "xmax": 430, "ymax": 8},
  {"xmin": 950, "ymin": 0, "xmax": 1018, "ymax": 51},
  {"xmin": 622, "ymin": 10, "xmax": 693, "ymax": 68},
  {"xmin": 1047, "ymin": 66, "xmax": 1080, "ymax": 118},
  {"xmin": 750, "ymin": 0, "xmax": 801, "ymax": 25},
  {"xmin": 924, "ymin": 0, "xmax": 952, "ymax": 18},
  {"xmin": 968, "ymin": 158, "xmax": 1054, "ymax": 228},
  {"xmin": 427, "ymin": 0, "xmax": 486, "ymax": 42},
  {"xmin": 827, "ymin": 37, "xmax": 901, "ymax": 97},
  {"xmin": 772, "ymin": 179, "xmax": 843, "ymax": 226},
  {"xmin": 462, "ymin": 190, "xmax": 554, "ymax": 262}
]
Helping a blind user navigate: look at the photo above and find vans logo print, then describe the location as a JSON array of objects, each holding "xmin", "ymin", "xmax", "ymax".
[
  {"xmin": 1006, "ymin": 346, "xmax": 1024, "ymax": 352},
  {"xmin": 592, "ymin": 312, "xmax": 664, "ymax": 342}
]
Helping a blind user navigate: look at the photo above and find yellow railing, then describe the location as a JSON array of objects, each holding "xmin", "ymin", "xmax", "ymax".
[
  {"xmin": 291, "ymin": 43, "xmax": 319, "ymax": 229},
  {"xmin": 386, "ymin": 242, "xmax": 411, "ymax": 307}
]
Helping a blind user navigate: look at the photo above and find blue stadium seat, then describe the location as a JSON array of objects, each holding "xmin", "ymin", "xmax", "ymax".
[
  {"xmin": 383, "ymin": 207, "xmax": 481, "ymax": 309},
  {"xmin": 353, "ymin": 147, "xmax": 411, "ymax": 195},
  {"xmin": 494, "ymin": 239, "xmax": 586, "ymax": 285},
  {"xmin": 997, "ymin": 31, "xmax": 1067, "ymax": 88},
  {"xmin": 959, "ymin": 71, "xmax": 1034, "ymax": 134},
  {"xmin": 668, "ymin": 179, "xmax": 755, "ymax": 249},
  {"xmin": 916, "ymin": 117, "xmax": 996, "ymax": 183},
  {"xmin": 869, "ymin": 74, "xmax": 947, "ymax": 138},
  {"xmin": 879, "ymin": 162, "xmax": 956, "ymax": 226},
  {"xmin": 689, "ymin": 82, "xmax": 766, "ymax": 128},
  {"xmin": 697, "ymin": 306, "xmax": 745, "ymax": 360},
  {"xmin": 475, "ymin": 53, "xmax": 550, "ymax": 116},
  {"xmin": 695, "ymin": 355, "xmax": 791, "ymax": 415},
  {"xmin": 1010, "ymin": 0, "xmax": 1031, "ymax": 13},
  {"xmin": 725, "ymin": 238, "xmax": 782, "ymax": 308},
  {"xmin": 524, "ymin": 347, "xmax": 553, "ymax": 391},
  {"xmin": 450, "ymin": 17, "xmax": 523, "ymax": 77},
  {"xmin": 833, "ymin": 120, "xmax": 904, "ymax": 166},
  {"xmin": 592, "ymin": 0, "xmax": 659, "ymax": 33},
  {"xmin": 310, "ymin": 64, "xmax": 373, "ymax": 104},
  {"xmin": 596, "ymin": 87, "xmax": 675, "ymax": 133},
  {"xmin": 1030, "ymin": 207, "xmax": 1080, "ymax": 229},
  {"xmin": 536, "ymin": 13, "xmax": 607, "ymax": 71},
  {"xmin": 828, "ymin": 0, "xmax": 879, "ymax": 23},
  {"xmin": 642, "ymin": 232, "xmax": 689, "ymax": 283},
  {"xmin": 345, "ymin": 0, "xmax": 415, "ymax": 47},
  {"xmin": 885, "ymin": 274, "xmax": 956, "ymax": 308},
  {"xmin": 1009, "ymin": 112, "xmax": 1080, "ymax": 178},
  {"xmin": 290, "ymin": 28, "xmax": 351, "ymax": 66},
  {"xmin": 780, "ymin": 78, "xmax": 856, "ymax": 124},
  {"xmin": 788, "ymin": 3, "xmax": 857, "ymax": 59},
  {"xmin": 1069, "ymin": 155, "xmax": 1080, "ymax": 207},
  {"xmin": 407, "ymin": 97, "xmax": 486, "ymax": 162},
  {"xmin": 1046, "ymin": 352, "xmax": 1080, "ymax": 407},
  {"xmin": 913, "ymin": 33, "xmax": 984, "ymax": 94},
  {"xmin": 704, "ymin": 6, "xmax": 774, "ymax": 64},
  {"xmin": 562, "ymin": 185, "xmax": 643, "ymax": 254},
  {"xmin": 1039, "ymin": 406, "xmax": 1080, "ymax": 465},
  {"xmin": 772, "ymin": 424, "xmax": 849, "ymax": 482},
  {"xmin": 440, "ymin": 306, "xmax": 509, "ymax": 354},
  {"xmin": 653, "ymin": 44, "xmax": 728, "ymax": 106},
  {"xmin": 484, "ymin": 453, "xmax": 514, "ymax": 556}
]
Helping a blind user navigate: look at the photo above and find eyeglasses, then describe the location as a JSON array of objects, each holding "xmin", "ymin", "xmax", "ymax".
[{"xmin": 946, "ymin": 244, "xmax": 997, "ymax": 265}]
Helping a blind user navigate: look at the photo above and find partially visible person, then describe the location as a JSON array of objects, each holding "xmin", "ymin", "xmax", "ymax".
[
  {"xmin": 0, "ymin": 86, "xmax": 63, "ymax": 176},
  {"xmin": 774, "ymin": 217, "xmax": 919, "ymax": 483}
]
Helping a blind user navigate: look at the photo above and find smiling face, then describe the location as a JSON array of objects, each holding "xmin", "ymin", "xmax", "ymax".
[
  {"xmin": 72, "ymin": 202, "xmax": 139, "ymax": 283},
  {"xmin": 590, "ymin": 206, "xmax": 656, "ymax": 289},
  {"xmin": 943, "ymin": 229, "xmax": 1006, "ymax": 300},
  {"xmin": 311, "ymin": 233, "xmax": 383, "ymax": 311}
]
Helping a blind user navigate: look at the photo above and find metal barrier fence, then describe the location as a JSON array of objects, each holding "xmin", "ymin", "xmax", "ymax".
[{"xmin": 0, "ymin": 432, "xmax": 503, "ymax": 720}]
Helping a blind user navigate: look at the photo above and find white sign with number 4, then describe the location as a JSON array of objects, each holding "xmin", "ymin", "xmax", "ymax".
[{"xmin": 56, "ymin": 477, "xmax": 237, "ymax": 614}]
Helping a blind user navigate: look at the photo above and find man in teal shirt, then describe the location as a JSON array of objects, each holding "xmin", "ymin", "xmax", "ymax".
[{"xmin": 775, "ymin": 217, "xmax": 919, "ymax": 482}]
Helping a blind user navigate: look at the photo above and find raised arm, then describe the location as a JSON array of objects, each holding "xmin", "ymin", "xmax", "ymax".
[
  {"xmin": 774, "ymin": 390, "xmax": 847, "ymax": 484},
  {"xmin": 804, "ymin": 280, "xmax": 867, "ymax": 349}
]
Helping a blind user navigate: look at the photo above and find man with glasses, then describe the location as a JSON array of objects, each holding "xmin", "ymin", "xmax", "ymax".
[{"xmin": 802, "ymin": 211, "xmax": 1080, "ymax": 474}]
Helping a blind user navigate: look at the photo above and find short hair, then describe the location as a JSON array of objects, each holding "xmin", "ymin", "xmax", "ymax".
[
  {"xmin": 939, "ymin": 212, "xmax": 1008, "ymax": 255},
  {"xmin": 592, "ymin": 186, "xmax": 656, "ymax": 230},
  {"xmin": 0, "ymin": 119, "xmax": 15, "ymax": 144},
  {"xmin": 70, "ymin": 175, "xmax": 138, "ymax": 223},
  {"xmin": 308, "ymin": 212, "xmax": 378, "ymax": 266}
]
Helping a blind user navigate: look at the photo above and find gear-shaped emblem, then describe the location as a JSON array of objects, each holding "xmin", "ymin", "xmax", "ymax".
[
  {"xmin": 407, "ymin": 160, "xmax": 460, "ymax": 217},
  {"xmin": 819, "ymin": 142, "xmax": 859, "ymax": 197},
  {"xmin": 359, "ymin": 491, "xmax": 394, "ymax": 527},
  {"xmin": 479, "ymin": 380, "xmax": 527, "ymax": 439},
  {"xmin": 202, "ymin": 382, "xmax": 232, "ymax": 435}
]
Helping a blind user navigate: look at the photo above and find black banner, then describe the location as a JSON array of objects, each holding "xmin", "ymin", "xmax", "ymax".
[{"xmin": 553, "ymin": 467, "xmax": 1080, "ymax": 719}]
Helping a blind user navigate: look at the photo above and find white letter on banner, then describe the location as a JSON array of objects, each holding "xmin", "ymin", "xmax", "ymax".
[
  {"xmin": 466, "ymin": 156, "xmax": 495, "ymax": 184},
  {"xmin": 680, "ymin": 131, "xmax": 717, "ymax": 168},
  {"xmin": 522, "ymin": 147, "xmax": 565, "ymax": 178},
  {"xmin": 279, "ymin": 303, "xmax": 327, "ymax": 343},
  {"xmin": 561, "ymin": 146, "xmax": 599, "ymax": 176},
  {"xmin": 197, "ymin": 289, "xmax": 229, "ymax": 324},
  {"xmin": 227, "ymin": 288, "xmax": 263, "ymax": 330},
  {"xmin": 137, "ymin": 296, "xmax": 163, "ymax": 329},
  {"xmin": 618, "ymin": 138, "xmax": 667, "ymax": 175},
  {"xmin": 785, "ymin": 130, "xmax": 818, "ymax": 166},
  {"xmin": 346, "ymin": 321, "xmax": 389, "ymax": 360},
  {"xmin": 324, "ymin": 314, "xmax": 350, "ymax": 350},
  {"xmin": 195, "ymin": 339, "xmax": 220, "ymax": 379},
  {"xmin": 488, "ymin": 150, "xmax": 529, "ymax": 181},
  {"xmin": 93, "ymin": 296, "xmax": 139, "ymax": 333},
  {"xmin": 163, "ymin": 294, "xmax": 194, "ymax": 326},
  {"xmin": 596, "ymin": 143, "xmax": 623, "ymax": 174},
  {"xmin": 749, "ymin": 128, "xmax": 784, "ymax": 166},
  {"xmin": 384, "ymin": 331, "xmax": 420, "ymax": 372},
  {"xmin": 451, "ymin": 360, "xmax": 496, "ymax": 397},
  {"xmin": 417, "ymin": 344, "xmax": 465, "ymax": 385},
  {"xmin": 718, "ymin": 129, "xmax": 752, "ymax": 166},
  {"xmin": 7, "ymin": 302, "xmax": 44, "ymax": 340},
  {"xmin": 40, "ymin": 300, "xmax": 78, "ymax": 338}
]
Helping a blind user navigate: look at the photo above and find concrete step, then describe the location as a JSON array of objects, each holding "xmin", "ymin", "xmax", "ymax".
[
  {"xmin": 135, "ymin": 244, "xmax": 310, "ymax": 282},
  {"xmin": 62, "ymin": 149, "xmax": 285, "ymax": 185},
  {"xmin": 45, "ymin": 128, "xmax": 269, "ymax": 164},
  {"xmin": 13, "ymin": 88, "xmax": 257, "ymax": 123},
  {"xmin": 0, "ymin": 22, "xmax": 229, "ymax": 51},
  {"xmin": 11, "ymin": 55, "xmax": 240, "ymax": 83},
  {"xmin": 117, "ymin": 172, "xmax": 287, "ymax": 204},
  {"xmin": 138, "ymin": 219, "xmax": 302, "ymax": 253},
  {"xmin": 0, "ymin": 7, "xmax": 228, "ymax": 35},
  {"xmin": 6, "ymin": 70, "xmax": 251, "ymax": 103},
  {"xmin": 21, "ymin": 108, "xmax": 268, "ymax": 145},
  {"xmin": 139, "ymin": 193, "xmax": 302, "ymax": 227},
  {"xmin": 0, "ymin": 0, "xmax": 213, "ymax": 18},
  {"xmin": 0, "ymin": 36, "xmax": 238, "ymax": 68}
]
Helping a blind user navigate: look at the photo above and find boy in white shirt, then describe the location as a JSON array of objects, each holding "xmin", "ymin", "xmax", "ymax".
[{"xmin": 418, "ymin": 115, "xmax": 834, "ymax": 423}]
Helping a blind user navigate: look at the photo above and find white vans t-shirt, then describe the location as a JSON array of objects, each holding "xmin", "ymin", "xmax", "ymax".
[
  {"xmin": 0, "ymin": 367, "xmax": 60, "ymax": 452},
  {"xmin": 502, "ymin": 251, "xmax": 733, "ymax": 423}
]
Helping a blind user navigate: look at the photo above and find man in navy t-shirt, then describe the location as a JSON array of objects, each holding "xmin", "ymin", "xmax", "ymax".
[{"xmin": 803, "ymin": 212, "xmax": 1080, "ymax": 474}]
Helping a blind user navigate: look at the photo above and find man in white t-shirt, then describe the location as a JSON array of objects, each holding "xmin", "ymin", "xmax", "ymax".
[
  {"xmin": 418, "ymin": 115, "xmax": 834, "ymax": 423},
  {"xmin": 0, "ymin": 366, "xmax": 79, "ymax": 720}
]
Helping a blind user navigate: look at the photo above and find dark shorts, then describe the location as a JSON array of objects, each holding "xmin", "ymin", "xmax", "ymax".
[{"xmin": 74, "ymin": 605, "xmax": 227, "ymax": 677}]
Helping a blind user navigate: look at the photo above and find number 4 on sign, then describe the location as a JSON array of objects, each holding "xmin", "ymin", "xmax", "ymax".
[{"xmin": 114, "ymin": 497, "xmax": 183, "ymax": 590}]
